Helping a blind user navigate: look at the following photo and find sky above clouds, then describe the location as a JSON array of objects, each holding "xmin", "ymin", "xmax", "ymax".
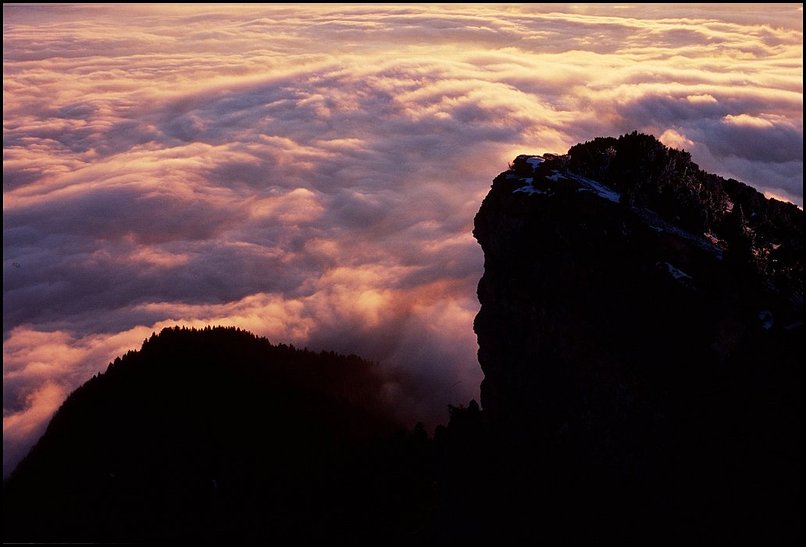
[{"xmin": 3, "ymin": 3, "xmax": 803, "ymax": 474}]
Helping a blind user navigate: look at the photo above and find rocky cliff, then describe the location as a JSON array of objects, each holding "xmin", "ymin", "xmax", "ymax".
[{"xmin": 472, "ymin": 135, "xmax": 802, "ymax": 541}]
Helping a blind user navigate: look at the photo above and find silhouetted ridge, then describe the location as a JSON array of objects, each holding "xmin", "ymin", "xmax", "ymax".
[{"xmin": 4, "ymin": 326, "xmax": 435, "ymax": 543}]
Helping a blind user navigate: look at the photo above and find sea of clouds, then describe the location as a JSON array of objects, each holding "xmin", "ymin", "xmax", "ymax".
[{"xmin": 3, "ymin": 3, "xmax": 802, "ymax": 475}]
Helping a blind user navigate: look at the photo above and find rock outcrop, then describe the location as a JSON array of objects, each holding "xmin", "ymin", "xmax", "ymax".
[{"xmin": 472, "ymin": 136, "xmax": 802, "ymax": 542}]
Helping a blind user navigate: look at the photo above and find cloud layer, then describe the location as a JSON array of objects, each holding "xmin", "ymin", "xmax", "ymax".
[{"xmin": 3, "ymin": 3, "xmax": 802, "ymax": 474}]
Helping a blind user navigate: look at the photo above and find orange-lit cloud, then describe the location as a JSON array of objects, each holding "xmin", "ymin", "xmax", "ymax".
[
  {"xmin": 659, "ymin": 129, "xmax": 695, "ymax": 151},
  {"xmin": 3, "ymin": 3, "xmax": 802, "ymax": 474},
  {"xmin": 2, "ymin": 382, "xmax": 67, "ymax": 472}
]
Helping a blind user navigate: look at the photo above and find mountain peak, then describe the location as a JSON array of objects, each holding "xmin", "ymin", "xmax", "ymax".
[
  {"xmin": 488, "ymin": 132, "xmax": 802, "ymax": 298},
  {"xmin": 471, "ymin": 132, "xmax": 802, "ymax": 541}
]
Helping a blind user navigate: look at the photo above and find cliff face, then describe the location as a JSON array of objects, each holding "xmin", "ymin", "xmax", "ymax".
[{"xmin": 472, "ymin": 141, "xmax": 802, "ymax": 541}]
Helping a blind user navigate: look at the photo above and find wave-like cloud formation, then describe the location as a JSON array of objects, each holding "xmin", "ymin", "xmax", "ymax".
[{"xmin": 3, "ymin": 4, "xmax": 802, "ymax": 474}]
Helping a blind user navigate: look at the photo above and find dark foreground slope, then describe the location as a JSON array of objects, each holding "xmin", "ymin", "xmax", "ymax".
[
  {"xmin": 3, "ymin": 326, "xmax": 435, "ymax": 543},
  {"xmin": 470, "ymin": 133, "xmax": 803, "ymax": 542}
]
